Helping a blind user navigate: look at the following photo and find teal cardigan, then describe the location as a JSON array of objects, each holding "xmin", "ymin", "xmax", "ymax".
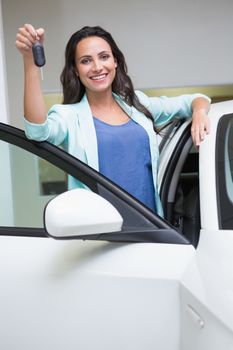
[{"xmin": 24, "ymin": 90, "xmax": 210, "ymax": 216}]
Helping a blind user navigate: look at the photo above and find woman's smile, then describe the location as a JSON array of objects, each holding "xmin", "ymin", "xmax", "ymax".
[{"xmin": 90, "ymin": 73, "xmax": 108, "ymax": 81}]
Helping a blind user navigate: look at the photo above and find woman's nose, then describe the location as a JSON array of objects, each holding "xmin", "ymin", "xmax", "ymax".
[{"xmin": 92, "ymin": 59, "xmax": 102, "ymax": 72}]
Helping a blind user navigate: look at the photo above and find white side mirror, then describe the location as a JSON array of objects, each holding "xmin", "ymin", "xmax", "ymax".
[{"xmin": 44, "ymin": 189, "xmax": 123, "ymax": 238}]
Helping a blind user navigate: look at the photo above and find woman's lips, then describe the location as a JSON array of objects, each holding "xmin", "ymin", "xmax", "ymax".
[{"xmin": 90, "ymin": 73, "xmax": 108, "ymax": 81}]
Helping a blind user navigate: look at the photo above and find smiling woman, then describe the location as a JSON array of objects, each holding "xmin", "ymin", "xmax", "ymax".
[
  {"xmin": 15, "ymin": 23, "xmax": 210, "ymax": 216},
  {"xmin": 74, "ymin": 36, "xmax": 129, "ymax": 125}
]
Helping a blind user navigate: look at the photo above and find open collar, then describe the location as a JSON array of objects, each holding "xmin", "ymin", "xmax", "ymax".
[{"xmin": 74, "ymin": 93, "xmax": 156, "ymax": 170}]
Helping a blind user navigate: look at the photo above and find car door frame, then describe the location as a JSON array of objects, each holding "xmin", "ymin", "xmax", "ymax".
[
  {"xmin": 0, "ymin": 122, "xmax": 189, "ymax": 244},
  {"xmin": 158, "ymin": 119, "xmax": 193, "ymax": 219}
]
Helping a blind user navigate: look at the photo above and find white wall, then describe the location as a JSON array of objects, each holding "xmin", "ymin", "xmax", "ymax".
[
  {"xmin": 2, "ymin": 0, "xmax": 233, "ymax": 127},
  {"xmin": 0, "ymin": 0, "xmax": 8, "ymax": 123},
  {"xmin": 0, "ymin": 0, "xmax": 14, "ymax": 225}
]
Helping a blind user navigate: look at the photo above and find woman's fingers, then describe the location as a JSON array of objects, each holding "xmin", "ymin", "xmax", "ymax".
[
  {"xmin": 15, "ymin": 24, "xmax": 45, "ymax": 55},
  {"xmin": 191, "ymin": 115, "xmax": 210, "ymax": 147},
  {"xmin": 191, "ymin": 126, "xmax": 201, "ymax": 147},
  {"xmin": 36, "ymin": 28, "xmax": 45, "ymax": 42}
]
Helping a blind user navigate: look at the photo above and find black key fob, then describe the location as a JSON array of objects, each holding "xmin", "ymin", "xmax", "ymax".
[{"xmin": 32, "ymin": 42, "xmax": 46, "ymax": 67}]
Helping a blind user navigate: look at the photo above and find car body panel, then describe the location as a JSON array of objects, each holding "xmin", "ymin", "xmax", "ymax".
[
  {"xmin": 0, "ymin": 236, "xmax": 195, "ymax": 350},
  {"xmin": 1, "ymin": 101, "xmax": 233, "ymax": 349},
  {"xmin": 182, "ymin": 229, "xmax": 233, "ymax": 331},
  {"xmin": 181, "ymin": 229, "xmax": 233, "ymax": 350},
  {"xmin": 199, "ymin": 101, "xmax": 233, "ymax": 230}
]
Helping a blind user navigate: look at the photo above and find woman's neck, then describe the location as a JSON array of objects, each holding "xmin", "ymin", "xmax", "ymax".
[
  {"xmin": 86, "ymin": 89, "xmax": 114, "ymax": 110},
  {"xmin": 86, "ymin": 89, "xmax": 130, "ymax": 124}
]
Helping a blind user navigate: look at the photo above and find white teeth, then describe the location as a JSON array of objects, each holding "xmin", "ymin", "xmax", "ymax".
[{"xmin": 91, "ymin": 74, "xmax": 107, "ymax": 80}]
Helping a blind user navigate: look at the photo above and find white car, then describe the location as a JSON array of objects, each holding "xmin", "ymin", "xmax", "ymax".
[{"xmin": 0, "ymin": 100, "xmax": 233, "ymax": 350}]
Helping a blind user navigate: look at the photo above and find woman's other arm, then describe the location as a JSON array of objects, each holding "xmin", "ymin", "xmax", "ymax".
[{"xmin": 191, "ymin": 97, "xmax": 210, "ymax": 147}]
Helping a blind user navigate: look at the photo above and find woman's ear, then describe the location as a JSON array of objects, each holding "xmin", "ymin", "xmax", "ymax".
[{"xmin": 114, "ymin": 59, "xmax": 118, "ymax": 68}]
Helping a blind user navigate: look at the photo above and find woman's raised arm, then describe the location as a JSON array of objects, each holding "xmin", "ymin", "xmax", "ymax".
[{"xmin": 15, "ymin": 23, "xmax": 47, "ymax": 123}]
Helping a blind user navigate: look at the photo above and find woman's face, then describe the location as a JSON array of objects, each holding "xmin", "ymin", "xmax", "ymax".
[{"xmin": 75, "ymin": 36, "xmax": 117, "ymax": 96}]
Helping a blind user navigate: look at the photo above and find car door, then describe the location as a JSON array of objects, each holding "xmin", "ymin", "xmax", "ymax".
[
  {"xmin": 157, "ymin": 103, "xmax": 233, "ymax": 350},
  {"xmin": 0, "ymin": 122, "xmax": 195, "ymax": 350},
  {"xmin": 180, "ymin": 105, "xmax": 233, "ymax": 350}
]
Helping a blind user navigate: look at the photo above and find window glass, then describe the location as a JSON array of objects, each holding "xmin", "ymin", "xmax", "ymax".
[
  {"xmin": 216, "ymin": 114, "xmax": 233, "ymax": 229},
  {"xmin": 0, "ymin": 130, "xmax": 187, "ymax": 243},
  {"xmin": 0, "ymin": 140, "xmax": 67, "ymax": 228},
  {"xmin": 38, "ymin": 158, "xmax": 67, "ymax": 195},
  {"xmin": 0, "ymin": 138, "xmax": 157, "ymax": 232}
]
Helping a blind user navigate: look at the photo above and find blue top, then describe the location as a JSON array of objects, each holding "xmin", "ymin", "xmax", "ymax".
[{"xmin": 93, "ymin": 117, "xmax": 156, "ymax": 212}]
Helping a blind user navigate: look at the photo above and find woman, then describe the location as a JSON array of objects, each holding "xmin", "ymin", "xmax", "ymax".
[{"xmin": 15, "ymin": 24, "xmax": 211, "ymax": 216}]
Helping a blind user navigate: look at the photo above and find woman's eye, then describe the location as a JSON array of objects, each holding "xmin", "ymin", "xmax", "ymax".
[
  {"xmin": 80, "ymin": 58, "xmax": 91, "ymax": 64},
  {"xmin": 101, "ymin": 54, "xmax": 110, "ymax": 61}
]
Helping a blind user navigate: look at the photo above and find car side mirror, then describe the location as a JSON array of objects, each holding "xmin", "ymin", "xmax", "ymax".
[{"xmin": 44, "ymin": 189, "xmax": 123, "ymax": 239}]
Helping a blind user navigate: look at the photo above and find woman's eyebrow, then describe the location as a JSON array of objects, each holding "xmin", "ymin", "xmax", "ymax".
[
  {"xmin": 77, "ymin": 50, "xmax": 111, "ymax": 61},
  {"xmin": 98, "ymin": 50, "xmax": 111, "ymax": 55},
  {"xmin": 77, "ymin": 54, "xmax": 92, "ymax": 60},
  {"xmin": 82, "ymin": 50, "xmax": 110, "ymax": 57}
]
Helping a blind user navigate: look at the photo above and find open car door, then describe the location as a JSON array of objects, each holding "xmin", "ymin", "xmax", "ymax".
[
  {"xmin": 158, "ymin": 104, "xmax": 233, "ymax": 350},
  {"xmin": 0, "ymin": 121, "xmax": 198, "ymax": 350}
]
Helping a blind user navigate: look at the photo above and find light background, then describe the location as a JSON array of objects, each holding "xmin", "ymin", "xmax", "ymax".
[{"xmin": 2, "ymin": 0, "xmax": 233, "ymax": 127}]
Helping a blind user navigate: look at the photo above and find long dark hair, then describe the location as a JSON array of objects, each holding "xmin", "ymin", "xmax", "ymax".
[{"xmin": 60, "ymin": 26, "xmax": 155, "ymax": 126}]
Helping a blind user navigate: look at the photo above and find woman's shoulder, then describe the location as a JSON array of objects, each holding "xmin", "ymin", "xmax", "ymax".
[
  {"xmin": 48, "ymin": 94, "xmax": 89, "ymax": 115},
  {"xmin": 135, "ymin": 90, "xmax": 149, "ymax": 101},
  {"xmin": 48, "ymin": 102, "xmax": 83, "ymax": 117},
  {"xmin": 134, "ymin": 90, "xmax": 152, "ymax": 108}
]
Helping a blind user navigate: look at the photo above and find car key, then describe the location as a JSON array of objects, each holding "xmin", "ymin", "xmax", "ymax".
[{"xmin": 32, "ymin": 41, "xmax": 46, "ymax": 79}]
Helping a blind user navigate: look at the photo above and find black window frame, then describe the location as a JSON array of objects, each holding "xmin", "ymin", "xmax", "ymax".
[
  {"xmin": 159, "ymin": 121, "xmax": 193, "ymax": 219},
  {"xmin": 216, "ymin": 113, "xmax": 233, "ymax": 229},
  {"xmin": 159, "ymin": 119, "xmax": 202, "ymax": 247},
  {"xmin": 0, "ymin": 122, "xmax": 189, "ymax": 244}
]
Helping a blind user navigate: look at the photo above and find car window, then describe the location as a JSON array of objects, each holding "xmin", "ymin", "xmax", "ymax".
[
  {"xmin": 216, "ymin": 113, "xmax": 233, "ymax": 229},
  {"xmin": 0, "ymin": 123, "xmax": 189, "ymax": 243},
  {"xmin": 0, "ymin": 140, "xmax": 67, "ymax": 228},
  {"xmin": 0, "ymin": 137, "xmax": 162, "ymax": 231}
]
